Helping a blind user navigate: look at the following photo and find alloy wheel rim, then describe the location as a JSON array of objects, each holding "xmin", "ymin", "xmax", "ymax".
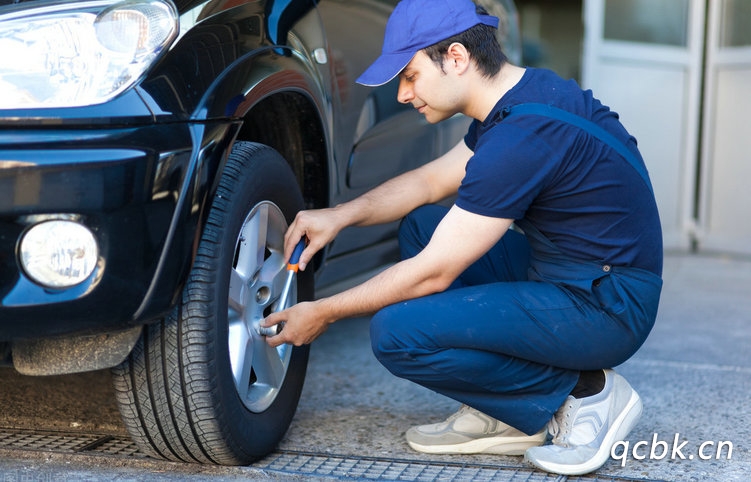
[{"xmin": 227, "ymin": 201, "xmax": 294, "ymax": 412}]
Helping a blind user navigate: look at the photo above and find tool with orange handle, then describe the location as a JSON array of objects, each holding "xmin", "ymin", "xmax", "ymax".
[{"xmin": 256, "ymin": 238, "xmax": 305, "ymax": 337}]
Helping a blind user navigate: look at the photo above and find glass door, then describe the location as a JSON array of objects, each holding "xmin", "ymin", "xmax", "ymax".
[
  {"xmin": 697, "ymin": 0, "xmax": 751, "ymax": 255},
  {"xmin": 582, "ymin": 0, "xmax": 706, "ymax": 252}
]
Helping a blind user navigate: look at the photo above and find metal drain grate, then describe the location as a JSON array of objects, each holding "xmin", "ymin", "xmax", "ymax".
[
  {"xmin": 0, "ymin": 430, "xmax": 657, "ymax": 482},
  {"xmin": 254, "ymin": 450, "xmax": 654, "ymax": 482},
  {"xmin": 255, "ymin": 451, "xmax": 557, "ymax": 482},
  {"xmin": 0, "ymin": 428, "xmax": 145, "ymax": 457}
]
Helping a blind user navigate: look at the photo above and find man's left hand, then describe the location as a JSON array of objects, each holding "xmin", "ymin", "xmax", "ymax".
[{"xmin": 261, "ymin": 300, "xmax": 331, "ymax": 348}]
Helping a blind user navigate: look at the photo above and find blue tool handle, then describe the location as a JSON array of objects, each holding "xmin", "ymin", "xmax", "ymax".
[
  {"xmin": 258, "ymin": 239, "xmax": 306, "ymax": 337},
  {"xmin": 287, "ymin": 238, "xmax": 306, "ymax": 270}
]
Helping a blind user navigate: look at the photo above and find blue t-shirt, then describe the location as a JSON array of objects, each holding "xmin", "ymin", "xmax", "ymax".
[{"xmin": 457, "ymin": 68, "xmax": 663, "ymax": 275}]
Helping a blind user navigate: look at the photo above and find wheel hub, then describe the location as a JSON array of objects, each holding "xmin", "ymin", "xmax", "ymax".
[{"xmin": 226, "ymin": 201, "xmax": 295, "ymax": 412}]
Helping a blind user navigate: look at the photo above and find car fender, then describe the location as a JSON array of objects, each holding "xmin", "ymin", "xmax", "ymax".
[{"xmin": 131, "ymin": 15, "xmax": 333, "ymax": 322}]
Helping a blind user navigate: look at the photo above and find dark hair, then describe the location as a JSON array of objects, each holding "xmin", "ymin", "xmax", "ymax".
[{"xmin": 423, "ymin": 7, "xmax": 507, "ymax": 79}]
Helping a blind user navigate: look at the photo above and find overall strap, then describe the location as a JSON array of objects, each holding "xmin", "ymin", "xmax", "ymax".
[{"xmin": 502, "ymin": 103, "xmax": 654, "ymax": 194}]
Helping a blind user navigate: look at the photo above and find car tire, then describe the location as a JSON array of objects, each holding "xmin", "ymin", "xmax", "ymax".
[{"xmin": 111, "ymin": 142, "xmax": 312, "ymax": 465}]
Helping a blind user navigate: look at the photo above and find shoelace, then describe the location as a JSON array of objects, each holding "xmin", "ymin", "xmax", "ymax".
[
  {"xmin": 446, "ymin": 404, "xmax": 474, "ymax": 423},
  {"xmin": 548, "ymin": 397, "xmax": 577, "ymax": 448},
  {"xmin": 443, "ymin": 404, "xmax": 504, "ymax": 435}
]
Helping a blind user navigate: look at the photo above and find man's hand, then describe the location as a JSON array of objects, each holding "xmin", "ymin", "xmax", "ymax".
[
  {"xmin": 260, "ymin": 301, "xmax": 332, "ymax": 347},
  {"xmin": 284, "ymin": 208, "xmax": 347, "ymax": 272}
]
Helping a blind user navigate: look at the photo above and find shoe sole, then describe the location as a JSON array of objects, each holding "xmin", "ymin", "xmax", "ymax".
[
  {"xmin": 524, "ymin": 389, "xmax": 643, "ymax": 475},
  {"xmin": 408, "ymin": 432, "xmax": 546, "ymax": 456}
]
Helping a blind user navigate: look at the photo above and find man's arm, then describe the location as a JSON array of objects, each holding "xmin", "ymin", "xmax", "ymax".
[
  {"xmin": 284, "ymin": 140, "xmax": 473, "ymax": 270},
  {"xmin": 263, "ymin": 204, "xmax": 514, "ymax": 347}
]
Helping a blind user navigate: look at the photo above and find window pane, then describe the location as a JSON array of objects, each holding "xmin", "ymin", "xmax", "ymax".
[
  {"xmin": 604, "ymin": 0, "xmax": 689, "ymax": 47},
  {"xmin": 720, "ymin": 0, "xmax": 751, "ymax": 47}
]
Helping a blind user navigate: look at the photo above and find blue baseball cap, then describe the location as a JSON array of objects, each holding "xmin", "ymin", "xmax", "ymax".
[{"xmin": 356, "ymin": 0, "xmax": 499, "ymax": 87}]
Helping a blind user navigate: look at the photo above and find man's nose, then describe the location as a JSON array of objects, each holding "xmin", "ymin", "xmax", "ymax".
[{"xmin": 397, "ymin": 78, "xmax": 413, "ymax": 104}]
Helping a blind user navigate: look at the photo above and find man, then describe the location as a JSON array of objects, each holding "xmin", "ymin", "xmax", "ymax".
[{"xmin": 262, "ymin": 0, "xmax": 663, "ymax": 475}]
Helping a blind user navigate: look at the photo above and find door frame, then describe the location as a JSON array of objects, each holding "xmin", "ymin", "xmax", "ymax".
[
  {"xmin": 581, "ymin": 0, "xmax": 707, "ymax": 251},
  {"xmin": 696, "ymin": 0, "xmax": 751, "ymax": 254}
]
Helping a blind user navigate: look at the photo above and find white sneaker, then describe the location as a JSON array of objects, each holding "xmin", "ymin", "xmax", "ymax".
[
  {"xmin": 524, "ymin": 369, "xmax": 642, "ymax": 475},
  {"xmin": 406, "ymin": 405, "xmax": 547, "ymax": 455}
]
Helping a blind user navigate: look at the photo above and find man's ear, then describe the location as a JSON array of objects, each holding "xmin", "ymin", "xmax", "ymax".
[{"xmin": 446, "ymin": 42, "xmax": 471, "ymax": 74}]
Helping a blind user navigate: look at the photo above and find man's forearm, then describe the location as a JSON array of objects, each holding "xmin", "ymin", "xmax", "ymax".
[
  {"xmin": 335, "ymin": 140, "xmax": 470, "ymax": 228},
  {"xmin": 314, "ymin": 254, "xmax": 448, "ymax": 321},
  {"xmin": 335, "ymin": 169, "xmax": 434, "ymax": 228},
  {"xmin": 315, "ymin": 204, "xmax": 513, "ymax": 323},
  {"xmin": 283, "ymin": 141, "xmax": 470, "ymax": 270}
]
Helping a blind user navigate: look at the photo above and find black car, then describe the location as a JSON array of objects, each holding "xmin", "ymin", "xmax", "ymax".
[{"xmin": 0, "ymin": 0, "xmax": 520, "ymax": 466}]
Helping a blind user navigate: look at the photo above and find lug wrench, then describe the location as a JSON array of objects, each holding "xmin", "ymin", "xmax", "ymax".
[{"xmin": 255, "ymin": 238, "xmax": 305, "ymax": 337}]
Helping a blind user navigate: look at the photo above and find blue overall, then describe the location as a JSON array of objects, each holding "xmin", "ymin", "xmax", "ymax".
[{"xmin": 370, "ymin": 205, "xmax": 663, "ymax": 435}]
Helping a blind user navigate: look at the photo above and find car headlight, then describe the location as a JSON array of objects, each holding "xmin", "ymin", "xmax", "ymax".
[
  {"xmin": 19, "ymin": 220, "xmax": 99, "ymax": 288},
  {"xmin": 0, "ymin": 0, "xmax": 178, "ymax": 109}
]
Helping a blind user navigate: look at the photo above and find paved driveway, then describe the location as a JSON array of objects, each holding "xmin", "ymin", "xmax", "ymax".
[{"xmin": 0, "ymin": 253, "xmax": 748, "ymax": 481}]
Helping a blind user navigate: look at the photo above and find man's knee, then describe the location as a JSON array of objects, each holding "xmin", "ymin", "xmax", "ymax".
[{"xmin": 370, "ymin": 305, "xmax": 412, "ymax": 373}]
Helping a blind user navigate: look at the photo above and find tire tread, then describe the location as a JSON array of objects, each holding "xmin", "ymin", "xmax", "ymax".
[{"xmin": 111, "ymin": 142, "xmax": 310, "ymax": 465}]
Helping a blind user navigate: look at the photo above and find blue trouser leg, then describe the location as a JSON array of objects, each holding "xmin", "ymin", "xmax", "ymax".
[{"xmin": 371, "ymin": 205, "xmax": 657, "ymax": 435}]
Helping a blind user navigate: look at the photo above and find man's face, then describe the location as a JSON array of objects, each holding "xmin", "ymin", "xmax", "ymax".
[{"xmin": 397, "ymin": 51, "xmax": 463, "ymax": 124}]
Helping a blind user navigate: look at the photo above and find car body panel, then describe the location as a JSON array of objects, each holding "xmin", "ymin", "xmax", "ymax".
[
  {"xmin": 0, "ymin": 121, "xmax": 236, "ymax": 336},
  {"xmin": 0, "ymin": 0, "xmax": 519, "ymax": 348}
]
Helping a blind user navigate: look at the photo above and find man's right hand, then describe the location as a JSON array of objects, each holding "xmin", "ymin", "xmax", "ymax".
[{"xmin": 283, "ymin": 207, "xmax": 347, "ymax": 271}]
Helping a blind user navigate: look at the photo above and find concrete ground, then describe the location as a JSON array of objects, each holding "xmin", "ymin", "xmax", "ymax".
[
  {"xmin": 0, "ymin": 252, "xmax": 748, "ymax": 481},
  {"xmin": 278, "ymin": 252, "xmax": 751, "ymax": 481}
]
